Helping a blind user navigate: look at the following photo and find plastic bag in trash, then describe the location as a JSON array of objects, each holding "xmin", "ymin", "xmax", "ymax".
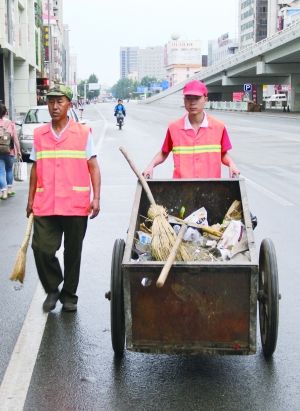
[
  {"xmin": 218, "ymin": 220, "xmax": 243, "ymax": 250},
  {"xmin": 135, "ymin": 231, "xmax": 152, "ymax": 253},
  {"xmin": 173, "ymin": 225, "xmax": 201, "ymax": 242}
]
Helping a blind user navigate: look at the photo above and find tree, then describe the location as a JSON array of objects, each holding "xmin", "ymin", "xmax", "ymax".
[
  {"xmin": 110, "ymin": 78, "xmax": 136, "ymax": 100},
  {"xmin": 77, "ymin": 80, "xmax": 85, "ymax": 99},
  {"xmin": 77, "ymin": 74, "xmax": 100, "ymax": 100},
  {"xmin": 87, "ymin": 73, "xmax": 100, "ymax": 100},
  {"xmin": 140, "ymin": 76, "xmax": 158, "ymax": 88}
]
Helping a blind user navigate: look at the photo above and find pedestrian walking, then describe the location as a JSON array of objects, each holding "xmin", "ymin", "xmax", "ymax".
[
  {"xmin": 0, "ymin": 103, "xmax": 22, "ymax": 199},
  {"xmin": 26, "ymin": 84, "xmax": 101, "ymax": 312},
  {"xmin": 143, "ymin": 80, "xmax": 240, "ymax": 179}
]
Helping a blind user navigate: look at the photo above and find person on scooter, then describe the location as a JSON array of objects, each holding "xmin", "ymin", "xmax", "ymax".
[{"xmin": 114, "ymin": 99, "xmax": 126, "ymax": 126}]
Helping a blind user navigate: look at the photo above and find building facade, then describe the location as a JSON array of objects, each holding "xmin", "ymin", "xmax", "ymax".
[
  {"xmin": 208, "ymin": 33, "xmax": 239, "ymax": 66},
  {"xmin": 268, "ymin": 0, "xmax": 300, "ymax": 36},
  {"xmin": 137, "ymin": 46, "xmax": 165, "ymax": 81},
  {"xmin": 120, "ymin": 47, "xmax": 138, "ymax": 79},
  {"xmin": 0, "ymin": 0, "xmax": 40, "ymax": 116},
  {"xmin": 0, "ymin": 0, "xmax": 69, "ymax": 116},
  {"xmin": 238, "ymin": 0, "xmax": 268, "ymax": 49},
  {"xmin": 164, "ymin": 37, "xmax": 202, "ymax": 86}
]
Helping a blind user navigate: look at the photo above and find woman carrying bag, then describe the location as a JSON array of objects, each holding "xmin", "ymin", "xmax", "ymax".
[{"xmin": 0, "ymin": 103, "xmax": 22, "ymax": 199}]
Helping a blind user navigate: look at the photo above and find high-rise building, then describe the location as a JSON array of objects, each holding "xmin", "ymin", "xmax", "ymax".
[
  {"xmin": 238, "ymin": 0, "xmax": 268, "ymax": 49},
  {"xmin": 120, "ymin": 47, "xmax": 138, "ymax": 79},
  {"xmin": 137, "ymin": 46, "xmax": 165, "ymax": 81}
]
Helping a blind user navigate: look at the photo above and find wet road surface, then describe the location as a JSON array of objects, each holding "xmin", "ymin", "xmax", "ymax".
[{"xmin": 1, "ymin": 103, "xmax": 300, "ymax": 410}]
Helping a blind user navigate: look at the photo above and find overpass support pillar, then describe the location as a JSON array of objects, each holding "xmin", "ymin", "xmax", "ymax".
[
  {"xmin": 290, "ymin": 74, "xmax": 300, "ymax": 112},
  {"xmin": 256, "ymin": 85, "xmax": 263, "ymax": 104},
  {"xmin": 221, "ymin": 91, "xmax": 232, "ymax": 101}
]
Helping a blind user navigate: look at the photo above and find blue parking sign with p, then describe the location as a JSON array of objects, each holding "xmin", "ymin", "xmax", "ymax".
[{"xmin": 244, "ymin": 83, "xmax": 252, "ymax": 92}]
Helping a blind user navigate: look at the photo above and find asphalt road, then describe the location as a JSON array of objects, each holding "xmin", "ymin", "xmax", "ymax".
[{"xmin": 0, "ymin": 102, "xmax": 300, "ymax": 411}]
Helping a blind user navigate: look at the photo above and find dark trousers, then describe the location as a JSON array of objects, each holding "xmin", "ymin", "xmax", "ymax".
[{"xmin": 32, "ymin": 216, "xmax": 88, "ymax": 303}]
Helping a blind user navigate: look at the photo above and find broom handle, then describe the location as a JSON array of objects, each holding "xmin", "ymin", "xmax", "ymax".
[
  {"xmin": 156, "ymin": 224, "xmax": 188, "ymax": 288},
  {"xmin": 169, "ymin": 215, "xmax": 222, "ymax": 238},
  {"xmin": 119, "ymin": 146, "xmax": 156, "ymax": 206}
]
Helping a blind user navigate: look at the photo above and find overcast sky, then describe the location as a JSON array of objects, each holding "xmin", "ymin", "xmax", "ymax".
[{"xmin": 63, "ymin": 0, "xmax": 238, "ymax": 86}]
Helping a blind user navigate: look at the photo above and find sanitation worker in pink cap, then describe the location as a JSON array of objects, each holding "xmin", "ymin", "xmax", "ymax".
[{"xmin": 143, "ymin": 79, "xmax": 240, "ymax": 179}]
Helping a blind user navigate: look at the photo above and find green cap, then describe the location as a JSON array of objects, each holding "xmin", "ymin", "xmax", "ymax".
[{"xmin": 46, "ymin": 84, "xmax": 73, "ymax": 101}]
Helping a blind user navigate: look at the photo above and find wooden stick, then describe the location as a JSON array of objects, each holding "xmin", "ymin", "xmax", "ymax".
[
  {"xmin": 119, "ymin": 146, "xmax": 156, "ymax": 205},
  {"xmin": 156, "ymin": 224, "xmax": 188, "ymax": 288},
  {"xmin": 169, "ymin": 215, "xmax": 222, "ymax": 238}
]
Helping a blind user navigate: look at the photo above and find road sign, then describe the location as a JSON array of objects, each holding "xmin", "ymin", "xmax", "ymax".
[{"xmin": 244, "ymin": 83, "xmax": 252, "ymax": 92}]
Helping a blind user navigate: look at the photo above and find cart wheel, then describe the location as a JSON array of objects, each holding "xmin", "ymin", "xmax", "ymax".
[
  {"xmin": 258, "ymin": 238, "xmax": 279, "ymax": 358},
  {"xmin": 111, "ymin": 239, "xmax": 125, "ymax": 357}
]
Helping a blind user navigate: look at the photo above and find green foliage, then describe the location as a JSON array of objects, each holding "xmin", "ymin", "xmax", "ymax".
[
  {"xmin": 88, "ymin": 73, "xmax": 98, "ymax": 83},
  {"xmin": 77, "ymin": 74, "xmax": 100, "ymax": 100},
  {"xmin": 109, "ymin": 76, "xmax": 159, "ymax": 99},
  {"xmin": 140, "ymin": 76, "xmax": 158, "ymax": 88},
  {"xmin": 110, "ymin": 78, "xmax": 137, "ymax": 100}
]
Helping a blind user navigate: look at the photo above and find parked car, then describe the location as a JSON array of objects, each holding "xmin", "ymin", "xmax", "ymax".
[{"xmin": 17, "ymin": 105, "xmax": 83, "ymax": 159}]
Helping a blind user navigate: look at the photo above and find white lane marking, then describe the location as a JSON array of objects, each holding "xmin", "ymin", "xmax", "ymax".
[
  {"xmin": 244, "ymin": 176, "xmax": 294, "ymax": 206},
  {"xmin": 93, "ymin": 108, "xmax": 108, "ymax": 152},
  {"xmin": 0, "ymin": 283, "xmax": 47, "ymax": 410}
]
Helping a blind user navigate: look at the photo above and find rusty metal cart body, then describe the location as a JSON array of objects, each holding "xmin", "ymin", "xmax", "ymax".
[{"xmin": 108, "ymin": 179, "xmax": 279, "ymax": 358}]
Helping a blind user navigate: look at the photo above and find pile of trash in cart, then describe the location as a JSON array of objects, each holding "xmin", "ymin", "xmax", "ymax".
[{"xmin": 133, "ymin": 200, "xmax": 251, "ymax": 263}]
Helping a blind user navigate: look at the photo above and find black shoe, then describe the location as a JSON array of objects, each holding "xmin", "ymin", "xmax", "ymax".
[
  {"xmin": 43, "ymin": 290, "xmax": 60, "ymax": 312},
  {"xmin": 62, "ymin": 302, "xmax": 77, "ymax": 312}
]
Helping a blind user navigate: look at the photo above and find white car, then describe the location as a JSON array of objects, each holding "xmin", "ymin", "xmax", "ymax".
[{"xmin": 18, "ymin": 105, "xmax": 82, "ymax": 159}]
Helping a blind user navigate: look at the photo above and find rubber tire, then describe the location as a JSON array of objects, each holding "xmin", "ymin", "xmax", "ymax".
[
  {"xmin": 118, "ymin": 121, "xmax": 122, "ymax": 130},
  {"xmin": 111, "ymin": 239, "xmax": 125, "ymax": 357},
  {"xmin": 258, "ymin": 238, "xmax": 279, "ymax": 358}
]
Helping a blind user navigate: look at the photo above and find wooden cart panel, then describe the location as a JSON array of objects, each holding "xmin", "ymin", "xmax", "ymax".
[{"xmin": 123, "ymin": 179, "xmax": 258, "ymax": 355}]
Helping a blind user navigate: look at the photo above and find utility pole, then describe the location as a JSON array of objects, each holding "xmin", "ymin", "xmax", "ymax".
[{"xmin": 7, "ymin": 0, "xmax": 15, "ymax": 120}]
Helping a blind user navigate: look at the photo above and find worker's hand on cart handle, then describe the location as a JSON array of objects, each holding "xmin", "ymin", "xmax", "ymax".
[
  {"xmin": 142, "ymin": 168, "xmax": 153, "ymax": 179},
  {"xmin": 229, "ymin": 165, "xmax": 240, "ymax": 179},
  {"xmin": 231, "ymin": 172, "xmax": 240, "ymax": 179}
]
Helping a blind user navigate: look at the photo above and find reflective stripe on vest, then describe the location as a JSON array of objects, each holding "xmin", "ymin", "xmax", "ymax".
[
  {"xmin": 36, "ymin": 150, "xmax": 86, "ymax": 160},
  {"xmin": 72, "ymin": 186, "xmax": 90, "ymax": 191},
  {"xmin": 172, "ymin": 144, "xmax": 221, "ymax": 154}
]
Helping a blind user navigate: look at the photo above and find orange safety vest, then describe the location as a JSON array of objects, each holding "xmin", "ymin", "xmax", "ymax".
[
  {"xmin": 169, "ymin": 115, "xmax": 225, "ymax": 178},
  {"xmin": 33, "ymin": 119, "xmax": 91, "ymax": 216}
]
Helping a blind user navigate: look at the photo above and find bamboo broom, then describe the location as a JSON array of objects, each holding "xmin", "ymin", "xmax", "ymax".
[
  {"xmin": 10, "ymin": 213, "xmax": 34, "ymax": 283},
  {"xmin": 119, "ymin": 147, "xmax": 190, "ymax": 262}
]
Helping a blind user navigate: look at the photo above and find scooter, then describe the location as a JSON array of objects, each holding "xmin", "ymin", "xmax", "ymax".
[{"xmin": 116, "ymin": 113, "xmax": 124, "ymax": 130}]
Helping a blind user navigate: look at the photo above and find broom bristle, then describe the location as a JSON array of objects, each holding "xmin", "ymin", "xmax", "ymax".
[
  {"xmin": 10, "ymin": 249, "xmax": 26, "ymax": 283},
  {"xmin": 10, "ymin": 214, "xmax": 34, "ymax": 284},
  {"xmin": 148, "ymin": 204, "xmax": 190, "ymax": 261}
]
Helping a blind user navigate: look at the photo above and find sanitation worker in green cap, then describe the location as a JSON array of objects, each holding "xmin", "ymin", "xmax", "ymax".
[{"xmin": 26, "ymin": 83, "xmax": 101, "ymax": 313}]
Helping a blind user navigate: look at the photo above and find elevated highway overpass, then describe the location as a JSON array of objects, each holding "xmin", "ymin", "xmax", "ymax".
[{"xmin": 145, "ymin": 20, "xmax": 300, "ymax": 111}]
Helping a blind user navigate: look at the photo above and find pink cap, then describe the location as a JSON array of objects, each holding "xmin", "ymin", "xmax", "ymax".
[{"xmin": 183, "ymin": 80, "xmax": 208, "ymax": 97}]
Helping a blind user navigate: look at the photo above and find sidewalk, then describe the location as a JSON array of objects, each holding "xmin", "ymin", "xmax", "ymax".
[{"xmin": 207, "ymin": 108, "xmax": 300, "ymax": 119}]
